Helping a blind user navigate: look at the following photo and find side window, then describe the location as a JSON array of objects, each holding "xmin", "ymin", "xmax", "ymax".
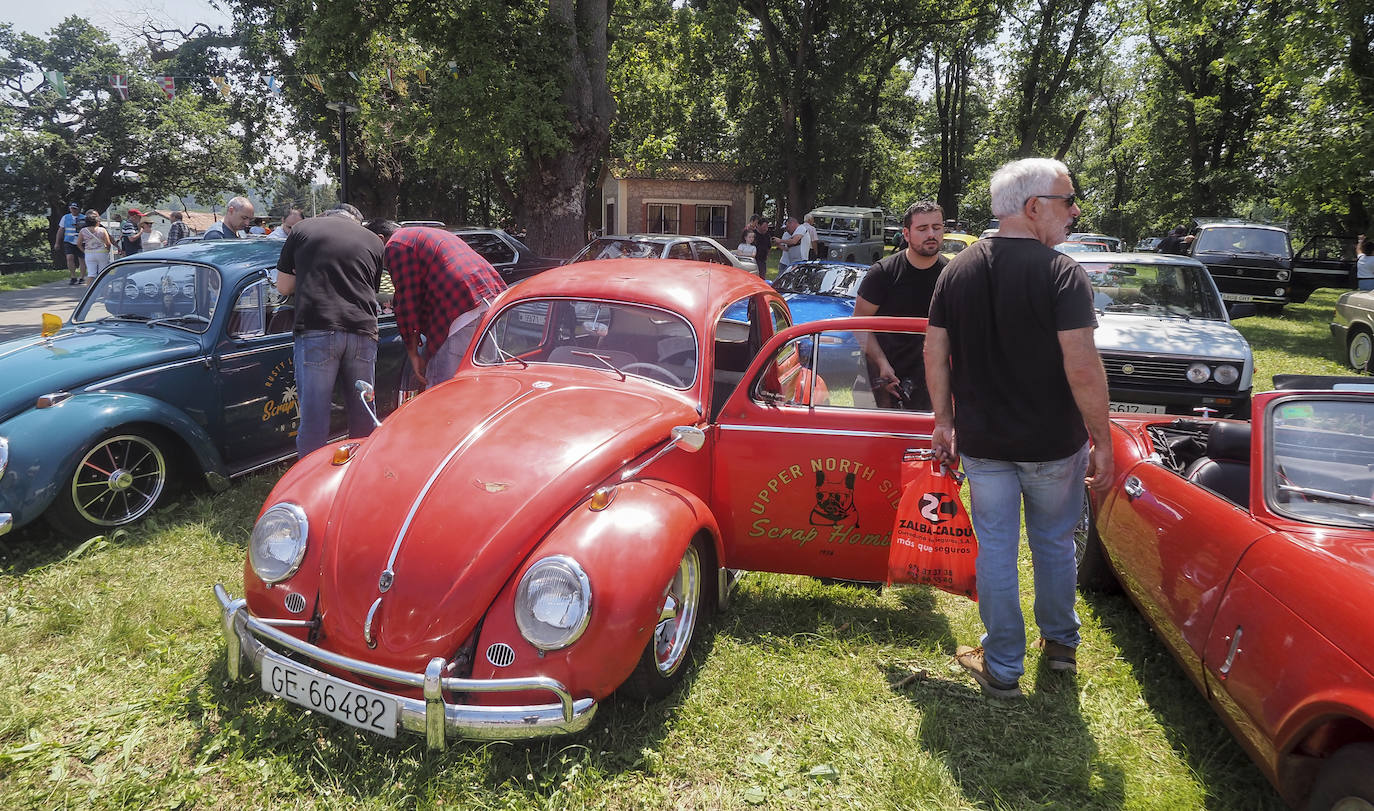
[
  {"xmin": 769, "ymin": 300, "xmax": 792, "ymax": 334},
  {"xmin": 1298, "ymin": 236, "xmax": 1350, "ymax": 262},
  {"xmin": 668, "ymin": 242, "xmax": 693, "ymax": 260},
  {"xmin": 464, "ymin": 233, "xmax": 516, "ymax": 265},
  {"xmin": 712, "ymin": 295, "xmax": 759, "ymax": 418},
  {"xmin": 228, "ymin": 280, "xmax": 269, "ymax": 338},
  {"xmin": 695, "ymin": 242, "xmax": 728, "ymax": 265},
  {"xmin": 753, "ymin": 328, "xmax": 930, "ymax": 412}
]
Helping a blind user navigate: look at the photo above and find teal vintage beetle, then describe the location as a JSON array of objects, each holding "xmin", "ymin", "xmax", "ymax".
[{"xmin": 0, "ymin": 240, "xmax": 406, "ymax": 537}]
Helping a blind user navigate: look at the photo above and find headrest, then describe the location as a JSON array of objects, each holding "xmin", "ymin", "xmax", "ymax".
[{"xmin": 1206, "ymin": 421, "xmax": 1251, "ymax": 463}]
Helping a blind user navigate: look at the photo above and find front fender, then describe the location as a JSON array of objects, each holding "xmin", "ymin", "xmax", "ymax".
[
  {"xmin": 0, "ymin": 391, "xmax": 228, "ymax": 530},
  {"xmin": 469, "ymin": 480, "xmax": 721, "ymax": 702}
]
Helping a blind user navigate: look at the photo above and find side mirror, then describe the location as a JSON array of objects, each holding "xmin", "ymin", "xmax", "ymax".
[
  {"xmin": 1227, "ymin": 302, "xmax": 1257, "ymax": 320},
  {"xmin": 355, "ymin": 380, "xmax": 382, "ymax": 428},
  {"xmin": 622, "ymin": 425, "xmax": 706, "ymax": 480}
]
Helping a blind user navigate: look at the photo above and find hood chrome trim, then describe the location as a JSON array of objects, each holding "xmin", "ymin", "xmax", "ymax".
[{"xmin": 376, "ymin": 385, "xmax": 545, "ymax": 595}]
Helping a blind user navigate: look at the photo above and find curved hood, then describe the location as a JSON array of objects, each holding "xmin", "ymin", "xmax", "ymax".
[
  {"xmin": 1094, "ymin": 314, "xmax": 1251, "ymax": 362},
  {"xmin": 0, "ymin": 326, "xmax": 201, "ymax": 421},
  {"xmin": 314, "ymin": 367, "xmax": 700, "ymax": 667}
]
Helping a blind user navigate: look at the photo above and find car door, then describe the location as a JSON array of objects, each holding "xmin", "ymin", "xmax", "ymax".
[
  {"xmin": 1293, "ymin": 235, "xmax": 1358, "ymax": 293},
  {"xmin": 1097, "ymin": 455, "xmax": 1268, "ymax": 689},
  {"xmin": 215, "ymin": 273, "xmax": 301, "ymax": 469},
  {"xmin": 712, "ymin": 316, "xmax": 935, "ymax": 581}
]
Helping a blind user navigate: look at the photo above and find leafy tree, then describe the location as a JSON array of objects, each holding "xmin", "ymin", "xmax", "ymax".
[{"xmin": 0, "ymin": 19, "xmax": 244, "ymax": 263}]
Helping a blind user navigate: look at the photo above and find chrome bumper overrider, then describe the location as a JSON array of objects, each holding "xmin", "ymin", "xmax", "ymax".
[{"xmin": 213, "ymin": 584, "xmax": 596, "ymax": 748}]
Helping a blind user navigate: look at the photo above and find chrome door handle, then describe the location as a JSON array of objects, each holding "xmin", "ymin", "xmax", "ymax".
[{"xmin": 1124, "ymin": 476, "xmax": 1145, "ymax": 499}]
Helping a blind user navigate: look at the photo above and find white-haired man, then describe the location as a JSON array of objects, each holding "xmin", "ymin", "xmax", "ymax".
[
  {"xmin": 924, "ymin": 157, "xmax": 1112, "ymax": 699},
  {"xmin": 203, "ymin": 196, "xmax": 255, "ymax": 240}
]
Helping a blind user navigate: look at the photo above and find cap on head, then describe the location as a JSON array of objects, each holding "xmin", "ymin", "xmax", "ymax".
[
  {"xmin": 127, "ymin": 208, "xmax": 145, "ymax": 217},
  {"xmin": 68, "ymin": 202, "xmax": 80, "ymax": 209}
]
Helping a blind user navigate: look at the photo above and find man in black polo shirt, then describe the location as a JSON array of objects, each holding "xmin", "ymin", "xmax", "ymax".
[
  {"xmin": 276, "ymin": 203, "xmax": 385, "ymax": 457},
  {"xmin": 852, "ymin": 200, "xmax": 948, "ymax": 410}
]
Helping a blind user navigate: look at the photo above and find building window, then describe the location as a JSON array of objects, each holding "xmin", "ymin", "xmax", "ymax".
[
  {"xmin": 695, "ymin": 205, "xmax": 727, "ymax": 238},
  {"xmin": 646, "ymin": 204, "xmax": 680, "ymax": 234}
]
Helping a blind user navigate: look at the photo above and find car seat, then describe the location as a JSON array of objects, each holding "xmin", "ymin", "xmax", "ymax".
[{"xmin": 1183, "ymin": 421, "xmax": 1252, "ymax": 507}]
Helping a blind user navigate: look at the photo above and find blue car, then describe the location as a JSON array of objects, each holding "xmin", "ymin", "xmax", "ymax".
[{"xmin": 0, "ymin": 240, "xmax": 407, "ymax": 537}]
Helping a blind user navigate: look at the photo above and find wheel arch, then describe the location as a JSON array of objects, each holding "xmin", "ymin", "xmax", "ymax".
[{"xmin": 1276, "ymin": 704, "xmax": 1374, "ymax": 804}]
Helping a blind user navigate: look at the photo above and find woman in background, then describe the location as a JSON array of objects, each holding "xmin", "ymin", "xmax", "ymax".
[{"xmin": 77, "ymin": 211, "xmax": 112, "ymax": 284}]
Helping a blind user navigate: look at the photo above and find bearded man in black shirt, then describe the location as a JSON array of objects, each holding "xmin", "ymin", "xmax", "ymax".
[{"xmin": 853, "ymin": 200, "xmax": 948, "ymax": 410}]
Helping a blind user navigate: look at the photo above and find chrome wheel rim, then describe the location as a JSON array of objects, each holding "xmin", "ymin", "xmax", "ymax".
[
  {"xmin": 1350, "ymin": 332, "xmax": 1372, "ymax": 371},
  {"xmin": 70, "ymin": 435, "xmax": 167, "ymax": 527},
  {"xmin": 653, "ymin": 544, "xmax": 701, "ymax": 676},
  {"xmin": 1332, "ymin": 797, "xmax": 1374, "ymax": 811},
  {"xmin": 1072, "ymin": 489, "xmax": 1091, "ymax": 568}
]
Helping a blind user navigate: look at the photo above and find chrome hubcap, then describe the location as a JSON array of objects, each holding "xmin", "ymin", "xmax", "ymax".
[
  {"xmin": 72, "ymin": 435, "xmax": 167, "ymax": 527},
  {"xmin": 654, "ymin": 545, "xmax": 700, "ymax": 676},
  {"xmin": 1351, "ymin": 333, "xmax": 1371, "ymax": 370}
]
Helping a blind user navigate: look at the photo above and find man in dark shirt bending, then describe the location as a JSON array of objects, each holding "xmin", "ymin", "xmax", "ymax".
[
  {"xmin": 276, "ymin": 203, "xmax": 384, "ymax": 458},
  {"xmin": 853, "ymin": 200, "xmax": 948, "ymax": 410}
]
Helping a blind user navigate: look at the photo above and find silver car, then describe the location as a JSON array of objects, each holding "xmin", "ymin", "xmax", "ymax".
[{"xmin": 568, "ymin": 234, "xmax": 758, "ymax": 274}]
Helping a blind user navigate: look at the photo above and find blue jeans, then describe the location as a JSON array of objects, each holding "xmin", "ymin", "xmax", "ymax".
[
  {"xmin": 960, "ymin": 444, "xmax": 1089, "ymax": 685},
  {"xmin": 294, "ymin": 329, "xmax": 378, "ymax": 458}
]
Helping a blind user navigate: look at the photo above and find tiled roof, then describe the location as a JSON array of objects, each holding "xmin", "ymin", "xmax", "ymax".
[
  {"xmin": 154, "ymin": 210, "xmax": 221, "ymax": 232},
  {"xmin": 609, "ymin": 161, "xmax": 742, "ymax": 183}
]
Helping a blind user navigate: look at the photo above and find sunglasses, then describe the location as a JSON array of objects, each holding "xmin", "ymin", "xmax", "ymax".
[{"xmin": 1028, "ymin": 193, "xmax": 1078, "ymax": 207}]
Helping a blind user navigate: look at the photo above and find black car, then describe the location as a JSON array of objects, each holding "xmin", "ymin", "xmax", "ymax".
[
  {"xmin": 451, "ymin": 228, "xmax": 561, "ymax": 284},
  {"xmin": 1188, "ymin": 220, "xmax": 1360, "ymax": 308}
]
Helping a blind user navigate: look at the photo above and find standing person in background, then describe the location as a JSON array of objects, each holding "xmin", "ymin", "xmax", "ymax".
[
  {"xmin": 275, "ymin": 203, "xmax": 384, "ymax": 458},
  {"xmin": 1157, "ymin": 225, "xmax": 1190, "ymax": 255},
  {"xmin": 120, "ymin": 209, "xmax": 144, "ymax": 257},
  {"xmin": 925, "ymin": 157, "xmax": 1112, "ymax": 699},
  {"xmin": 735, "ymin": 229, "xmax": 758, "ymax": 261},
  {"xmin": 269, "ymin": 209, "xmax": 304, "ymax": 240},
  {"xmin": 77, "ymin": 211, "xmax": 112, "ymax": 284},
  {"xmin": 364, "ymin": 221, "xmax": 507, "ymax": 388},
  {"xmin": 166, "ymin": 211, "xmax": 189, "ymax": 246},
  {"xmin": 203, "ymin": 197, "xmax": 255, "ymax": 240},
  {"xmin": 853, "ymin": 200, "xmax": 949, "ymax": 410},
  {"xmin": 778, "ymin": 216, "xmax": 812, "ymax": 274},
  {"xmin": 139, "ymin": 220, "xmax": 163, "ymax": 252},
  {"xmin": 1357, "ymin": 237, "xmax": 1374, "ymax": 291},
  {"xmin": 801, "ymin": 213, "xmax": 820, "ymax": 259},
  {"xmin": 54, "ymin": 202, "xmax": 84, "ymax": 285},
  {"xmin": 752, "ymin": 216, "xmax": 773, "ymax": 278}
]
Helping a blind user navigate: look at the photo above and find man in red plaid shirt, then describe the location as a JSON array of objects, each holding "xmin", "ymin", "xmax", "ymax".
[{"xmin": 365, "ymin": 222, "xmax": 507, "ymax": 388}]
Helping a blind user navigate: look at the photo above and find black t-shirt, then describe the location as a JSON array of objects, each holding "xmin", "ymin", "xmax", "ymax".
[
  {"xmin": 277, "ymin": 216, "xmax": 384, "ymax": 339},
  {"xmin": 927, "ymin": 237, "xmax": 1097, "ymax": 461},
  {"xmin": 1158, "ymin": 234, "xmax": 1187, "ymax": 255},
  {"xmin": 856, "ymin": 251, "xmax": 948, "ymax": 380}
]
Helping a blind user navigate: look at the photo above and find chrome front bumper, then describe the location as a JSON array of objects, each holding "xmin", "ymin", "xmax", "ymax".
[{"xmin": 214, "ymin": 584, "xmax": 596, "ymax": 748}]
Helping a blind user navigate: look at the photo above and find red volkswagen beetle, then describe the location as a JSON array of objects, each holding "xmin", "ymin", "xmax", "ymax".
[
  {"xmin": 215, "ymin": 259, "xmax": 933, "ymax": 747},
  {"xmin": 1078, "ymin": 377, "xmax": 1374, "ymax": 808}
]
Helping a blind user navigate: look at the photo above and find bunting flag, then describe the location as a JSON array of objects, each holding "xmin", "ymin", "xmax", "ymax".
[
  {"xmin": 304, "ymin": 73, "xmax": 324, "ymax": 93},
  {"xmin": 43, "ymin": 69, "xmax": 66, "ymax": 99},
  {"xmin": 212, "ymin": 76, "xmax": 231, "ymax": 98},
  {"xmin": 158, "ymin": 76, "xmax": 175, "ymax": 100},
  {"xmin": 266, "ymin": 75, "xmax": 281, "ymax": 95},
  {"xmin": 386, "ymin": 68, "xmax": 395, "ymax": 89},
  {"xmin": 415, "ymin": 68, "xmax": 427, "ymax": 85},
  {"xmin": 108, "ymin": 74, "xmax": 128, "ymax": 100},
  {"xmin": 447, "ymin": 61, "xmax": 459, "ymax": 78},
  {"xmin": 347, "ymin": 71, "xmax": 360, "ymax": 83}
]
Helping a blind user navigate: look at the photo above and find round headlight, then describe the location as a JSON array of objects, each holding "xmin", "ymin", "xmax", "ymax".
[
  {"xmin": 1186, "ymin": 363, "xmax": 1211, "ymax": 384},
  {"xmin": 514, "ymin": 555, "xmax": 591, "ymax": 651},
  {"xmin": 1276, "ymin": 270, "xmax": 1291, "ymax": 281},
  {"xmin": 249, "ymin": 502, "xmax": 309, "ymax": 584},
  {"xmin": 1274, "ymin": 287, "xmax": 1286, "ymax": 297},
  {"xmin": 1213, "ymin": 364, "xmax": 1240, "ymax": 385}
]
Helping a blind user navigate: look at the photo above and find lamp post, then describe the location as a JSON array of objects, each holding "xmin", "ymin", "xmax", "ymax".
[{"xmin": 324, "ymin": 101, "xmax": 360, "ymax": 204}]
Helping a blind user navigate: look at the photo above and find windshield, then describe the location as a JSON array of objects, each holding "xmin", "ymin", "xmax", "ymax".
[
  {"xmin": 570, "ymin": 238, "xmax": 662, "ymax": 262},
  {"xmin": 1082, "ymin": 261, "xmax": 1226, "ymax": 320},
  {"xmin": 474, "ymin": 298, "xmax": 698, "ymax": 389},
  {"xmin": 773, "ymin": 262, "xmax": 866, "ymax": 297},
  {"xmin": 74, "ymin": 261, "xmax": 222, "ymax": 333},
  {"xmin": 1194, "ymin": 227, "xmax": 1291, "ymax": 258},
  {"xmin": 1268, "ymin": 397, "xmax": 1374, "ymax": 529},
  {"xmin": 812, "ymin": 216, "xmax": 861, "ymax": 235}
]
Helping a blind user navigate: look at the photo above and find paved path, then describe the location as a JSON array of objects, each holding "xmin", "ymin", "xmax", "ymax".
[{"xmin": 0, "ymin": 280, "xmax": 86, "ymax": 344}]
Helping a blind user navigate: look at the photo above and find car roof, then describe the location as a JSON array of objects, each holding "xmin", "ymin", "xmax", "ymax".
[
  {"xmin": 1074, "ymin": 252, "xmax": 1208, "ymax": 268},
  {"xmin": 1195, "ymin": 221, "xmax": 1288, "ymax": 233},
  {"xmin": 808, "ymin": 206, "xmax": 883, "ymax": 216},
  {"xmin": 127, "ymin": 238, "xmax": 283, "ymax": 278},
  {"xmin": 499, "ymin": 258, "xmax": 773, "ymax": 325}
]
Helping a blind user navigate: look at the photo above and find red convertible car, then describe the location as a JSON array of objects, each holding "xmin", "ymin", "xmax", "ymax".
[
  {"xmin": 216, "ymin": 259, "xmax": 933, "ymax": 746},
  {"xmin": 1077, "ymin": 377, "xmax": 1374, "ymax": 808}
]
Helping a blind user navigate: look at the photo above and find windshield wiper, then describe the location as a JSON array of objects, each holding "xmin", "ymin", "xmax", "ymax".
[
  {"xmin": 145, "ymin": 314, "xmax": 211, "ymax": 330},
  {"xmin": 570, "ymin": 350, "xmax": 627, "ymax": 380},
  {"xmin": 1278, "ymin": 484, "xmax": 1374, "ymax": 508},
  {"xmin": 490, "ymin": 339, "xmax": 528, "ymax": 368},
  {"xmin": 95, "ymin": 313, "xmax": 150, "ymax": 322}
]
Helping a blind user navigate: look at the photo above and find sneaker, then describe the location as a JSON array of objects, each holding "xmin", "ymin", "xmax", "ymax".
[
  {"xmin": 1034, "ymin": 637, "xmax": 1078, "ymax": 674},
  {"xmin": 955, "ymin": 645, "xmax": 1023, "ymax": 698},
  {"xmin": 68, "ymin": 278, "xmax": 77, "ymax": 285}
]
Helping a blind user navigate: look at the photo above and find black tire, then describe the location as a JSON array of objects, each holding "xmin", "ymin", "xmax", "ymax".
[
  {"xmin": 47, "ymin": 429, "xmax": 177, "ymax": 536},
  {"xmin": 1347, "ymin": 328, "xmax": 1372, "ymax": 373},
  {"xmin": 1306, "ymin": 743, "xmax": 1374, "ymax": 811},
  {"xmin": 621, "ymin": 538, "xmax": 710, "ymax": 700},
  {"xmin": 1074, "ymin": 490, "xmax": 1119, "ymax": 593}
]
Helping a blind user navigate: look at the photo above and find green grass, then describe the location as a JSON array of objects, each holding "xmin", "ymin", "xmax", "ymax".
[
  {"xmin": 0, "ymin": 268, "xmax": 68, "ymax": 292},
  {"xmin": 1, "ymin": 286, "xmax": 1349, "ymax": 809}
]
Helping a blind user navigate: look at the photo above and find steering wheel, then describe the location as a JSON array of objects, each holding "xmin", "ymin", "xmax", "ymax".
[{"xmin": 620, "ymin": 362, "xmax": 686, "ymax": 387}]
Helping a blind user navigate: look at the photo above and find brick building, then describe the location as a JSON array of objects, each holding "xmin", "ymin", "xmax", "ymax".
[{"xmin": 601, "ymin": 161, "xmax": 754, "ymax": 243}]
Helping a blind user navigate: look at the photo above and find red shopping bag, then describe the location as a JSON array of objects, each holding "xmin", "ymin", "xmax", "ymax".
[{"xmin": 886, "ymin": 453, "xmax": 978, "ymax": 600}]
